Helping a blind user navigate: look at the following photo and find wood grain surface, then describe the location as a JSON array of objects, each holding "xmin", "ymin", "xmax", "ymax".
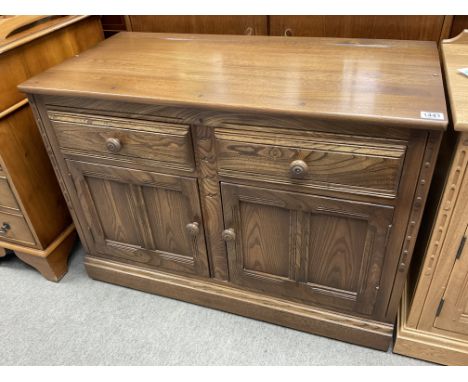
[
  {"xmin": 0, "ymin": 103, "xmax": 71, "ymax": 249},
  {"xmin": 19, "ymin": 32, "xmax": 447, "ymax": 129},
  {"xmin": 221, "ymin": 182, "xmax": 394, "ymax": 317},
  {"xmin": 127, "ymin": 16, "xmax": 268, "ymax": 36},
  {"xmin": 442, "ymin": 30, "xmax": 468, "ymax": 131},
  {"xmin": 1, "ymin": 16, "xmax": 103, "ymax": 111},
  {"xmin": 393, "ymin": 30, "xmax": 468, "ymax": 365},
  {"xmin": 269, "ymin": 16, "xmax": 448, "ymax": 41},
  {"xmin": 49, "ymin": 110, "xmax": 196, "ymax": 171},
  {"xmin": 215, "ymin": 126, "xmax": 406, "ymax": 198},
  {"xmin": 66, "ymin": 159, "xmax": 210, "ymax": 277}
]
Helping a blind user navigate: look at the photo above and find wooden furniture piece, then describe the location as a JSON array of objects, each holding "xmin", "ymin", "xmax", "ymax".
[
  {"xmin": 127, "ymin": 16, "xmax": 267, "ymax": 36},
  {"xmin": 269, "ymin": 16, "xmax": 452, "ymax": 41},
  {"xmin": 100, "ymin": 16, "xmax": 129, "ymax": 38},
  {"xmin": 0, "ymin": 15, "xmax": 103, "ymax": 281},
  {"xmin": 20, "ymin": 33, "xmax": 447, "ymax": 349},
  {"xmin": 393, "ymin": 30, "xmax": 468, "ymax": 365},
  {"xmin": 449, "ymin": 16, "xmax": 468, "ymax": 38},
  {"xmin": 111, "ymin": 16, "xmax": 453, "ymax": 42}
]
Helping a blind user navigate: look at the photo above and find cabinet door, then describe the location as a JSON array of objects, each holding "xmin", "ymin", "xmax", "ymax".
[
  {"xmin": 67, "ymin": 159, "xmax": 210, "ymax": 277},
  {"xmin": 221, "ymin": 183, "xmax": 394, "ymax": 316},
  {"xmin": 269, "ymin": 16, "xmax": 446, "ymax": 41},
  {"xmin": 434, "ymin": 226, "xmax": 468, "ymax": 334},
  {"xmin": 128, "ymin": 16, "xmax": 268, "ymax": 35}
]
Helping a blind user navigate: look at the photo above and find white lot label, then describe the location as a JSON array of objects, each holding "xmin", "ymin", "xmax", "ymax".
[
  {"xmin": 458, "ymin": 68, "xmax": 468, "ymax": 77},
  {"xmin": 420, "ymin": 111, "xmax": 445, "ymax": 120}
]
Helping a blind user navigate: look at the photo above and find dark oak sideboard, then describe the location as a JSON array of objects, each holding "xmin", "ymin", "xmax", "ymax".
[{"xmin": 19, "ymin": 33, "xmax": 447, "ymax": 349}]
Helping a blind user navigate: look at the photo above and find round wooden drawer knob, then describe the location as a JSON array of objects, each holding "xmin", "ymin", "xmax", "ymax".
[
  {"xmin": 0, "ymin": 222, "xmax": 11, "ymax": 235},
  {"xmin": 222, "ymin": 228, "xmax": 236, "ymax": 241},
  {"xmin": 106, "ymin": 137, "xmax": 122, "ymax": 153},
  {"xmin": 289, "ymin": 159, "xmax": 308, "ymax": 177},
  {"xmin": 186, "ymin": 222, "xmax": 200, "ymax": 236}
]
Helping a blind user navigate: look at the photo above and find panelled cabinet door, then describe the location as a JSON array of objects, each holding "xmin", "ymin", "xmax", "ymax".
[
  {"xmin": 221, "ymin": 183, "xmax": 394, "ymax": 316},
  {"xmin": 66, "ymin": 160, "xmax": 210, "ymax": 277},
  {"xmin": 435, "ymin": 225, "xmax": 468, "ymax": 334}
]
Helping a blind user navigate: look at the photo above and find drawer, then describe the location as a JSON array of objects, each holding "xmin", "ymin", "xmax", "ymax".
[
  {"xmin": 215, "ymin": 127, "xmax": 407, "ymax": 198},
  {"xmin": 0, "ymin": 176, "xmax": 20, "ymax": 211},
  {"xmin": 0, "ymin": 211, "xmax": 35, "ymax": 246},
  {"xmin": 47, "ymin": 110, "xmax": 196, "ymax": 171}
]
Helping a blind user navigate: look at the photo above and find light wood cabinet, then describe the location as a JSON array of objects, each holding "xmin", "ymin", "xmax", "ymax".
[
  {"xmin": 394, "ymin": 30, "xmax": 468, "ymax": 365},
  {"xmin": 20, "ymin": 33, "xmax": 446, "ymax": 350},
  {"xmin": 0, "ymin": 16, "xmax": 103, "ymax": 280}
]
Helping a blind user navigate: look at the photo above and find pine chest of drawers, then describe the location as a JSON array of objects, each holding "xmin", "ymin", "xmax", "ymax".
[
  {"xmin": 0, "ymin": 15, "xmax": 103, "ymax": 280},
  {"xmin": 20, "ymin": 32, "xmax": 447, "ymax": 349}
]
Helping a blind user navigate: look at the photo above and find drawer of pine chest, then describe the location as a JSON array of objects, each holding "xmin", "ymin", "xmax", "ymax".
[
  {"xmin": 215, "ymin": 128, "xmax": 407, "ymax": 198},
  {"xmin": 0, "ymin": 211, "xmax": 35, "ymax": 246},
  {"xmin": 47, "ymin": 110, "xmax": 195, "ymax": 171},
  {"xmin": 0, "ymin": 176, "xmax": 20, "ymax": 211}
]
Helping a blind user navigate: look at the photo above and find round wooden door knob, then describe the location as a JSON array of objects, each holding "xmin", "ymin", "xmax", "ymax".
[
  {"xmin": 289, "ymin": 159, "xmax": 308, "ymax": 177},
  {"xmin": 106, "ymin": 137, "xmax": 122, "ymax": 153},
  {"xmin": 222, "ymin": 228, "xmax": 236, "ymax": 241},
  {"xmin": 186, "ymin": 222, "xmax": 200, "ymax": 236}
]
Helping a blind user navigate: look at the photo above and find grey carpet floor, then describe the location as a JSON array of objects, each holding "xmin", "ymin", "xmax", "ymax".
[{"xmin": 0, "ymin": 242, "xmax": 431, "ymax": 366}]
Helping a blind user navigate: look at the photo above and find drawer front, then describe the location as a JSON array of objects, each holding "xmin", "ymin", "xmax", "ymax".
[
  {"xmin": 215, "ymin": 128, "xmax": 407, "ymax": 198},
  {"xmin": 47, "ymin": 110, "xmax": 195, "ymax": 171},
  {"xmin": 0, "ymin": 211, "xmax": 35, "ymax": 246},
  {"xmin": 0, "ymin": 176, "xmax": 20, "ymax": 211}
]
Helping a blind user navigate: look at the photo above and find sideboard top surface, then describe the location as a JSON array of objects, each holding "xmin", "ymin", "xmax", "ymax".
[
  {"xmin": 20, "ymin": 32, "xmax": 447, "ymax": 129},
  {"xmin": 442, "ymin": 30, "xmax": 468, "ymax": 132}
]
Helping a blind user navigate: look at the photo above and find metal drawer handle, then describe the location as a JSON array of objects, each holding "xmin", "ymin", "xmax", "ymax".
[
  {"xmin": 106, "ymin": 137, "xmax": 122, "ymax": 153},
  {"xmin": 289, "ymin": 159, "xmax": 308, "ymax": 178},
  {"xmin": 284, "ymin": 28, "xmax": 293, "ymax": 37},
  {"xmin": 186, "ymin": 222, "xmax": 200, "ymax": 236},
  {"xmin": 0, "ymin": 222, "xmax": 11, "ymax": 235},
  {"xmin": 222, "ymin": 228, "xmax": 236, "ymax": 241}
]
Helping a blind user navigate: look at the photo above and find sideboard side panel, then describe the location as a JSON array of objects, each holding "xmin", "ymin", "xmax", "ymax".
[{"xmin": 28, "ymin": 95, "xmax": 94, "ymax": 254}]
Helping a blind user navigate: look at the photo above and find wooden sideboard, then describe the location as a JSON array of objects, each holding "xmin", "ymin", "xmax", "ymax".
[
  {"xmin": 393, "ymin": 30, "xmax": 468, "ymax": 365},
  {"xmin": 20, "ymin": 33, "xmax": 447, "ymax": 349},
  {"xmin": 101, "ymin": 15, "xmax": 455, "ymax": 41},
  {"xmin": 0, "ymin": 15, "xmax": 103, "ymax": 280}
]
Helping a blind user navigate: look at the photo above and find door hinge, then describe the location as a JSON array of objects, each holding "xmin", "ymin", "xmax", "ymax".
[
  {"xmin": 456, "ymin": 236, "xmax": 466, "ymax": 260},
  {"xmin": 436, "ymin": 297, "xmax": 445, "ymax": 317}
]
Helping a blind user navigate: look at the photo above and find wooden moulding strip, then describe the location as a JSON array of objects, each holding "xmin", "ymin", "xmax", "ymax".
[
  {"xmin": 0, "ymin": 98, "xmax": 28, "ymax": 120},
  {"xmin": 85, "ymin": 255, "xmax": 393, "ymax": 351}
]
